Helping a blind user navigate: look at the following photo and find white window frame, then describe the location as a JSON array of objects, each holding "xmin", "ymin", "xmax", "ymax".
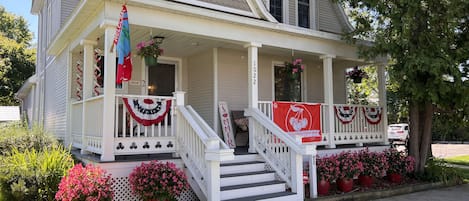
[
  {"xmin": 271, "ymin": 61, "xmax": 307, "ymax": 102},
  {"xmin": 142, "ymin": 56, "xmax": 181, "ymax": 96}
]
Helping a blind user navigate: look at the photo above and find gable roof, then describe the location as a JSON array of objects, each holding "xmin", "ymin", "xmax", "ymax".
[{"xmin": 0, "ymin": 106, "xmax": 20, "ymax": 121}]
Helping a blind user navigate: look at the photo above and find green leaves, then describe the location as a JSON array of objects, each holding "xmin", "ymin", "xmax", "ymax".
[{"xmin": 0, "ymin": 6, "xmax": 35, "ymax": 106}]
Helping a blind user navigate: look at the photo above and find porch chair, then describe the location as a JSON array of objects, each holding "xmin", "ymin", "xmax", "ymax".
[{"xmin": 231, "ymin": 110, "xmax": 249, "ymax": 147}]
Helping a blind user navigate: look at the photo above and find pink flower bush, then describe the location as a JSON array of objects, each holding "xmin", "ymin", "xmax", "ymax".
[
  {"xmin": 55, "ymin": 164, "xmax": 113, "ymax": 201},
  {"xmin": 337, "ymin": 151, "xmax": 364, "ymax": 179},
  {"xmin": 384, "ymin": 148, "xmax": 415, "ymax": 174},
  {"xmin": 357, "ymin": 148, "xmax": 389, "ymax": 178},
  {"xmin": 316, "ymin": 155, "xmax": 340, "ymax": 182},
  {"xmin": 129, "ymin": 160, "xmax": 189, "ymax": 201}
]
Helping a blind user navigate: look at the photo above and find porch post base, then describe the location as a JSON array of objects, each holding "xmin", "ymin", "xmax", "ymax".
[{"xmin": 356, "ymin": 143, "xmax": 364, "ymax": 147}]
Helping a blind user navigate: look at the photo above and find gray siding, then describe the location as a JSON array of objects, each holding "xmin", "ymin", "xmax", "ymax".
[
  {"xmin": 318, "ymin": 0, "xmax": 346, "ymax": 34},
  {"xmin": 44, "ymin": 52, "xmax": 68, "ymax": 140},
  {"xmin": 187, "ymin": 50, "xmax": 214, "ymax": 127},
  {"xmin": 288, "ymin": 0, "xmax": 296, "ymax": 25},
  {"xmin": 217, "ymin": 49, "xmax": 248, "ymax": 111}
]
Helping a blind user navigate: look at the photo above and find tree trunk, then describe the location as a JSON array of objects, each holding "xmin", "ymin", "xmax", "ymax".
[
  {"xmin": 408, "ymin": 101, "xmax": 434, "ymax": 173},
  {"xmin": 409, "ymin": 101, "xmax": 421, "ymax": 171}
]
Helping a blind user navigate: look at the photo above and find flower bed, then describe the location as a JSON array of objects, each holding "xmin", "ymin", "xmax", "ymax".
[{"xmin": 306, "ymin": 148, "xmax": 415, "ymax": 197}]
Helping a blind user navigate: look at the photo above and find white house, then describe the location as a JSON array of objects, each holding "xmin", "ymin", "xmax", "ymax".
[{"xmin": 18, "ymin": 0, "xmax": 389, "ymax": 200}]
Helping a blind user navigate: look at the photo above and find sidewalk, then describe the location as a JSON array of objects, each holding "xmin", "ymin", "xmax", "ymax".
[{"xmin": 373, "ymin": 183, "xmax": 469, "ymax": 201}]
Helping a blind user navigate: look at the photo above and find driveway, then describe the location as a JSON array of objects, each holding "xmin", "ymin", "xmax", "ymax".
[
  {"xmin": 373, "ymin": 184, "xmax": 469, "ymax": 201},
  {"xmin": 392, "ymin": 143, "xmax": 469, "ymax": 158},
  {"xmin": 431, "ymin": 144, "xmax": 469, "ymax": 158}
]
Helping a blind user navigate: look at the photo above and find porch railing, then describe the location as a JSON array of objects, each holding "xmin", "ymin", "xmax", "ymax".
[
  {"xmin": 258, "ymin": 101, "xmax": 386, "ymax": 146},
  {"xmin": 176, "ymin": 105, "xmax": 234, "ymax": 201},
  {"xmin": 245, "ymin": 108, "xmax": 316, "ymax": 200},
  {"xmin": 113, "ymin": 94, "xmax": 176, "ymax": 155},
  {"xmin": 70, "ymin": 96, "xmax": 104, "ymax": 154}
]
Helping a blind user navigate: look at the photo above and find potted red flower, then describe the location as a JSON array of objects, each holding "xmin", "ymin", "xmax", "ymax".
[
  {"xmin": 357, "ymin": 149, "xmax": 388, "ymax": 187},
  {"xmin": 384, "ymin": 148, "xmax": 415, "ymax": 183},
  {"xmin": 316, "ymin": 155, "xmax": 340, "ymax": 195},
  {"xmin": 336, "ymin": 151, "xmax": 363, "ymax": 192},
  {"xmin": 129, "ymin": 160, "xmax": 189, "ymax": 201}
]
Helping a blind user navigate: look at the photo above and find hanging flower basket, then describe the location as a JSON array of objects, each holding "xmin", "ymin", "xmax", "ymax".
[
  {"xmin": 144, "ymin": 56, "xmax": 157, "ymax": 66},
  {"xmin": 346, "ymin": 66, "xmax": 368, "ymax": 83}
]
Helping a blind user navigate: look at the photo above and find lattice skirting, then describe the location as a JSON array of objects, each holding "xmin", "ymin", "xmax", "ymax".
[{"xmin": 112, "ymin": 177, "xmax": 200, "ymax": 201}]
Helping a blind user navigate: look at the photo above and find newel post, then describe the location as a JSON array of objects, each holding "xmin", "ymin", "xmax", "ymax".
[
  {"xmin": 290, "ymin": 136, "xmax": 304, "ymax": 199},
  {"xmin": 205, "ymin": 139, "xmax": 221, "ymax": 201}
]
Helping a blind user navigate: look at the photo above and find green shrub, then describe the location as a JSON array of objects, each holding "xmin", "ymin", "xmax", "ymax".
[
  {"xmin": 0, "ymin": 146, "xmax": 74, "ymax": 201},
  {"xmin": 0, "ymin": 124, "xmax": 57, "ymax": 155},
  {"xmin": 420, "ymin": 158, "xmax": 464, "ymax": 184}
]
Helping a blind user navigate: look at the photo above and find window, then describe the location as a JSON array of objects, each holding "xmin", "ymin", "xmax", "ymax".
[
  {"xmin": 298, "ymin": 0, "xmax": 310, "ymax": 28},
  {"xmin": 270, "ymin": 0, "xmax": 283, "ymax": 22},
  {"xmin": 274, "ymin": 65, "xmax": 302, "ymax": 102}
]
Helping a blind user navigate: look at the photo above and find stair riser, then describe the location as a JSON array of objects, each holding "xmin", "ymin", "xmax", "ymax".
[
  {"xmin": 220, "ymin": 173, "xmax": 276, "ymax": 187},
  {"xmin": 220, "ymin": 163, "xmax": 265, "ymax": 175},
  {"xmin": 221, "ymin": 183, "xmax": 286, "ymax": 200}
]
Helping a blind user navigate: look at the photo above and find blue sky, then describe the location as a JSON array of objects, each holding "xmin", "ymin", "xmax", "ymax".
[{"xmin": 0, "ymin": 0, "xmax": 38, "ymax": 43}]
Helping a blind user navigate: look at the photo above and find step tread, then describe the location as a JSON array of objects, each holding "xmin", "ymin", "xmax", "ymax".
[
  {"xmin": 221, "ymin": 170, "xmax": 275, "ymax": 178},
  {"xmin": 221, "ymin": 161, "xmax": 265, "ymax": 167},
  {"xmin": 223, "ymin": 191, "xmax": 296, "ymax": 201},
  {"xmin": 221, "ymin": 180, "xmax": 285, "ymax": 191}
]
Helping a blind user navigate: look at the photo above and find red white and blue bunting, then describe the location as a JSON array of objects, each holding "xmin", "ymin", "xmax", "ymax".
[
  {"xmin": 334, "ymin": 106, "xmax": 358, "ymax": 124},
  {"xmin": 363, "ymin": 107, "xmax": 382, "ymax": 124},
  {"xmin": 122, "ymin": 98, "xmax": 171, "ymax": 126}
]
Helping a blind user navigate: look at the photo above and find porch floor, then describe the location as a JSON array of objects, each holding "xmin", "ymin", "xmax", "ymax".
[{"xmin": 71, "ymin": 149, "xmax": 180, "ymax": 163}]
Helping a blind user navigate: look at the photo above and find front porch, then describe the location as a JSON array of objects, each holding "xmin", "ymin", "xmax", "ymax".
[{"xmin": 63, "ymin": 1, "xmax": 390, "ymax": 200}]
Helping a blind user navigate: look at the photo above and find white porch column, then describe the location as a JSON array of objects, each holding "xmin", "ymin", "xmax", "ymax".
[
  {"xmin": 100, "ymin": 25, "xmax": 117, "ymax": 161},
  {"xmin": 244, "ymin": 42, "xmax": 262, "ymax": 153},
  {"xmin": 320, "ymin": 55, "xmax": 336, "ymax": 149},
  {"xmin": 378, "ymin": 63, "xmax": 389, "ymax": 145},
  {"xmin": 309, "ymin": 154, "xmax": 318, "ymax": 198},
  {"xmin": 80, "ymin": 40, "xmax": 97, "ymax": 155}
]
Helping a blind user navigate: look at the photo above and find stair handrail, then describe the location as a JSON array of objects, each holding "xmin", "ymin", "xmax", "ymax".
[
  {"xmin": 176, "ymin": 105, "xmax": 234, "ymax": 201},
  {"xmin": 245, "ymin": 108, "xmax": 316, "ymax": 198},
  {"xmin": 186, "ymin": 105, "xmax": 231, "ymax": 150}
]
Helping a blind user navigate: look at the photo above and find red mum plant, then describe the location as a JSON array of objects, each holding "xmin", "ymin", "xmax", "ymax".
[
  {"xmin": 316, "ymin": 154, "xmax": 340, "ymax": 182},
  {"xmin": 129, "ymin": 160, "xmax": 189, "ymax": 201},
  {"xmin": 357, "ymin": 148, "xmax": 389, "ymax": 178},
  {"xmin": 384, "ymin": 148, "xmax": 415, "ymax": 174},
  {"xmin": 55, "ymin": 164, "xmax": 113, "ymax": 201},
  {"xmin": 337, "ymin": 151, "xmax": 364, "ymax": 179}
]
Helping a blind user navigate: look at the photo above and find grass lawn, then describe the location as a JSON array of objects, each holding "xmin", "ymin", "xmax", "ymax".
[
  {"xmin": 445, "ymin": 155, "xmax": 469, "ymax": 166},
  {"xmin": 454, "ymin": 167, "xmax": 469, "ymax": 183}
]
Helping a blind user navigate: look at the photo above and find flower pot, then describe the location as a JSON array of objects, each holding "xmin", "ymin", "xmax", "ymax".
[
  {"xmin": 317, "ymin": 179, "xmax": 330, "ymax": 196},
  {"xmin": 337, "ymin": 178, "xmax": 354, "ymax": 192},
  {"xmin": 144, "ymin": 56, "xmax": 157, "ymax": 66},
  {"xmin": 358, "ymin": 175, "xmax": 374, "ymax": 188},
  {"xmin": 352, "ymin": 77, "xmax": 362, "ymax": 83},
  {"xmin": 388, "ymin": 173, "xmax": 402, "ymax": 183}
]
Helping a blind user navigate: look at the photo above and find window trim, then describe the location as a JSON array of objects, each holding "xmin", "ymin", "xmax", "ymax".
[{"xmin": 271, "ymin": 61, "xmax": 307, "ymax": 102}]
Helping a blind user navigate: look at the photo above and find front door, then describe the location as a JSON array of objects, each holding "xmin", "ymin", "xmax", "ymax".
[{"xmin": 147, "ymin": 63, "xmax": 176, "ymax": 96}]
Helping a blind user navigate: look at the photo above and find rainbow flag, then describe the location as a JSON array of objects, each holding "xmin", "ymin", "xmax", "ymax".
[{"xmin": 114, "ymin": 5, "xmax": 132, "ymax": 84}]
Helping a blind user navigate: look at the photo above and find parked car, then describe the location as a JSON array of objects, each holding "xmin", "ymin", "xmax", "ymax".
[{"xmin": 388, "ymin": 123, "xmax": 409, "ymax": 143}]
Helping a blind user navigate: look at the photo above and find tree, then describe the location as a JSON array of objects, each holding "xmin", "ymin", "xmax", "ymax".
[
  {"xmin": 0, "ymin": 6, "xmax": 35, "ymax": 105},
  {"xmin": 338, "ymin": 0, "xmax": 469, "ymax": 172}
]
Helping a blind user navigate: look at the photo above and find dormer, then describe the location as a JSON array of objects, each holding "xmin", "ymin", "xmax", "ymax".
[{"xmin": 264, "ymin": 0, "xmax": 353, "ymax": 34}]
